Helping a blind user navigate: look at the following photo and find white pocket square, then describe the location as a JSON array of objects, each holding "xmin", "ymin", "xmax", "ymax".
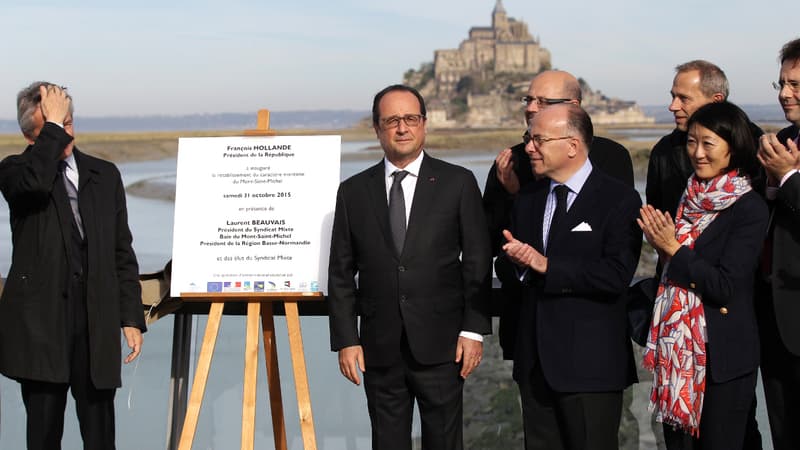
[{"xmin": 571, "ymin": 222, "xmax": 592, "ymax": 232}]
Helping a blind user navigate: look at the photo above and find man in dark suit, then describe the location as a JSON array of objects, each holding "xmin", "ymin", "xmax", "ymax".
[
  {"xmin": 328, "ymin": 84, "xmax": 492, "ymax": 449},
  {"xmin": 756, "ymin": 38, "xmax": 800, "ymax": 450},
  {"xmin": 502, "ymin": 104, "xmax": 641, "ymax": 450},
  {"xmin": 483, "ymin": 69, "xmax": 634, "ymax": 358},
  {"xmin": 0, "ymin": 82, "xmax": 146, "ymax": 450}
]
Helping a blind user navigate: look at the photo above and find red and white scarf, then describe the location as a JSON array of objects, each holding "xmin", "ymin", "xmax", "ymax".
[{"xmin": 642, "ymin": 169, "xmax": 752, "ymax": 436}]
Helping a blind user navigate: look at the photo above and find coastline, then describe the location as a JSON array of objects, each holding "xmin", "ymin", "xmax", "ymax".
[
  {"xmin": 0, "ymin": 124, "xmax": 709, "ymax": 448},
  {"xmin": 0, "ymin": 124, "xmax": 669, "ymax": 164}
]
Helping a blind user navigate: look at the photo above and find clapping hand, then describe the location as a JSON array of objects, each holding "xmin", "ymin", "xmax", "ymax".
[
  {"xmin": 495, "ymin": 148, "xmax": 520, "ymax": 194},
  {"xmin": 637, "ymin": 205, "xmax": 681, "ymax": 260},
  {"xmin": 502, "ymin": 229, "xmax": 547, "ymax": 273},
  {"xmin": 757, "ymin": 133, "xmax": 800, "ymax": 186}
]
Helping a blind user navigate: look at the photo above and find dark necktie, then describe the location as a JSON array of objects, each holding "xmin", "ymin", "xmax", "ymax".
[
  {"xmin": 547, "ymin": 184, "xmax": 569, "ymax": 250},
  {"xmin": 389, "ymin": 170, "xmax": 409, "ymax": 254},
  {"xmin": 59, "ymin": 160, "xmax": 84, "ymax": 238}
]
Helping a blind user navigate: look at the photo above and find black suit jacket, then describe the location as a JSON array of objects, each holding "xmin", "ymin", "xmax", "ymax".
[
  {"xmin": 0, "ymin": 123, "xmax": 145, "ymax": 389},
  {"xmin": 509, "ymin": 169, "xmax": 642, "ymax": 392},
  {"xmin": 328, "ymin": 153, "xmax": 492, "ymax": 367},
  {"xmin": 668, "ymin": 191, "xmax": 767, "ymax": 382},
  {"xmin": 761, "ymin": 125, "xmax": 800, "ymax": 356},
  {"xmin": 484, "ymin": 136, "xmax": 634, "ymax": 358}
]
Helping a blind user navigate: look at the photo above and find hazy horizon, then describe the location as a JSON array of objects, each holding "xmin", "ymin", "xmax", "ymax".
[
  {"xmin": 1, "ymin": 0, "xmax": 797, "ymax": 120},
  {"xmin": 0, "ymin": 103, "xmax": 790, "ymax": 134}
]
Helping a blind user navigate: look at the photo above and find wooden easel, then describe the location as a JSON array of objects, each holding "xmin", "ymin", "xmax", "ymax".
[
  {"xmin": 177, "ymin": 293, "xmax": 321, "ymax": 450},
  {"xmin": 244, "ymin": 109, "xmax": 278, "ymax": 136},
  {"xmin": 178, "ymin": 111, "xmax": 319, "ymax": 449}
]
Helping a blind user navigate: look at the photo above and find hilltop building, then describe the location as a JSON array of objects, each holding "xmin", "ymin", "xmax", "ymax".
[
  {"xmin": 433, "ymin": 0, "xmax": 551, "ymax": 95},
  {"xmin": 404, "ymin": 0, "xmax": 653, "ymax": 127}
]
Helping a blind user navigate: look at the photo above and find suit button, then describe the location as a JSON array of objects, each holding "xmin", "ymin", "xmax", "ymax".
[
  {"xmin": 689, "ymin": 282, "xmax": 696, "ymax": 289},
  {"xmin": 720, "ymin": 307, "xmax": 729, "ymax": 315},
  {"xmin": 398, "ymin": 266, "xmax": 406, "ymax": 272},
  {"xmin": 399, "ymin": 295, "xmax": 407, "ymax": 303}
]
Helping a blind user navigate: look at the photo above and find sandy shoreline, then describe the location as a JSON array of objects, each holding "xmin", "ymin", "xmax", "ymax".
[
  {"xmin": 0, "ymin": 124, "xmax": 670, "ymax": 164},
  {"xmin": 0, "ymin": 125, "xmax": 664, "ymax": 205}
]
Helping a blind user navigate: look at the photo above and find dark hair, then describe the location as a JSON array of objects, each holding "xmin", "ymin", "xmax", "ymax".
[
  {"xmin": 686, "ymin": 102, "xmax": 761, "ymax": 182},
  {"xmin": 564, "ymin": 104, "xmax": 593, "ymax": 148},
  {"xmin": 371, "ymin": 84, "xmax": 427, "ymax": 126},
  {"xmin": 780, "ymin": 38, "xmax": 800, "ymax": 64}
]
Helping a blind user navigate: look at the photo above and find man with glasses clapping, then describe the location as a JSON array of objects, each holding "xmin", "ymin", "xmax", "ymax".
[{"xmin": 483, "ymin": 70, "xmax": 634, "ymax": 362}]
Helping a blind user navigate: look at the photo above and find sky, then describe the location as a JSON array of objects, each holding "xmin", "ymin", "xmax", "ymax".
[{"xmin": 0, "ymin": 0, "xmax": 797, "ymax": 119}]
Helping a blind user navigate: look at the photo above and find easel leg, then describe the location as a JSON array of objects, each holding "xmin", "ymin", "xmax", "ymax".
[
  {"xmin": 285, "ymin": 301, "xmax": 318, "ymax": 449},
  {"xmin": 262, "ymin": 303, "xmax": 288, "ymax": 450},
  {"xmin": 167, "ymin": 311, "xmax": 193, "ymax": 450},
  {"xmin": 178, "ymin": 301, "xmax": 225, "ymax": 450},
  {"xmin": 241, "ymin": 302, "xmax": 261, "ymax": 450}
]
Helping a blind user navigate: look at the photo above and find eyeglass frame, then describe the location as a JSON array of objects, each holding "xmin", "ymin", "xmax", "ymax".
[
  {"xmin": 523, "ymin": 133, "xmax": 574, "ymax": 147},
  {"xmin": 379, "ymin": 114, "xmax": 426, "ymax": 129},
  {"xmin": 773, "ymin": 80, "xmax": 800, "ymax": 93},
  {"xmin": 520, "ymin": 96, "xmax": 574, "ymax": 106}
]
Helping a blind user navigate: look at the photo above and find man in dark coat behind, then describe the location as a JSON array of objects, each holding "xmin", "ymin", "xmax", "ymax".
[{"xmin": 0, "ymin": 82, "xmax": 146, "ymax": 450}]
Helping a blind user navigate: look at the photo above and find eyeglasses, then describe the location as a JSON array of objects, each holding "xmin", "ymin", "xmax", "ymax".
[
  {"xmin": 523, "ymin": 134, "xmax": 574, "ymax": 147},
  {"xmin": 773, "ymin": 81, "xmax": 800, "ymax": 93},
  {"xmin": 379, "ymin": 114, "xmax": 425, "ymax": 129},
  {"xmin": 520, "ymin": 96, "xmax": 573, "ymax": 106}
]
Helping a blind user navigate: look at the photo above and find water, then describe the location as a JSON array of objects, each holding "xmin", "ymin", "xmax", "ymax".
[
  {"xmin": 0, "ymin": 141, "xmax": 773, "ymax": 449},
  {"xmin": 0, "ymin": 141, "xmax": 497, "ymax": 450}
]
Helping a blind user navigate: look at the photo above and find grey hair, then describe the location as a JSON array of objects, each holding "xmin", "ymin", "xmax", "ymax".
[
  {"xmin": 675, "ymin": 60, "xmax": 729, "ymax": 100},
  {"xmin": 17, "ymin": 81, "xmax": 74, "ymax": 139}
]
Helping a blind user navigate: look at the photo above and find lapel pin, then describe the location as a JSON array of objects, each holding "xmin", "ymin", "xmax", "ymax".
[{"xmin": 428, "ymin": 176, "xmax": 436, "ymax": 182}]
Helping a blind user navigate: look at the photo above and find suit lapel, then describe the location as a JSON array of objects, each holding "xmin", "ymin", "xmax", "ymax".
[
  {"xmin": 531, "ymin": 184, "xmax": 548, "ymax": 253},
  {"xmin": 404, "ymin": 154, "xmax": 436, "ymax": 256},
  {"xmin": 548, "ymin": 170, "xmax": 602, "ymax": 249},
  {"xmin": 73, "ymin": 149, "xmax": 100, "ymax": 240},
  {"xmin": 74, "ymin": 149, "xmax": 98, "ymax": 192},
  {"xmin": 365, "ymin": 161, "xmax": 396, "ymax": 257},
  {"xmin": 516, "ymin": 180, "xmax": 548, "ymax": 253},
  {"xmin": 50, "ymin": 166, "xmax": 75, "ymax": 259}
]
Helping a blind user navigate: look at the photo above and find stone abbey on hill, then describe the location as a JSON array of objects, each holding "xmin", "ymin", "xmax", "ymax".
[{"xmin": 403, "ymin": 0, "xmax": 653, "ymax": 127}]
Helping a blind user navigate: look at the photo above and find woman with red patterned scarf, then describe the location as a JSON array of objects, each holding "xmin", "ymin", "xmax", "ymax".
[{"xmin": 638, "ymin": 101, "xmax": 768, "ymax": 450}]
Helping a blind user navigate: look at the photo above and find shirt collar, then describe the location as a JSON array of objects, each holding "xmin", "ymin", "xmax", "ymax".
[
  {"xmin": 62, "ymin": 153, "xmax": 77, "ymax": 172},
  {"xmin": 384, "ymin": 151, "xmax": 424, "ymax": 179},
  {"xmin": 550, "ymin": 158, "xmax": 593, "ymax": 194}
]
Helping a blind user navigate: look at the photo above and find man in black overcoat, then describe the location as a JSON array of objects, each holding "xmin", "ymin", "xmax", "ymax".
[{"xmin": 0, "ymin": 82, "xmax": 146, "ymax": 449}]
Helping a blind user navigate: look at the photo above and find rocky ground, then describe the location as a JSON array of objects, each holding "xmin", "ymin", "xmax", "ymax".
[{"xmin": 459, "ymin": 319, "xmax": 665, "ymax": 450}]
